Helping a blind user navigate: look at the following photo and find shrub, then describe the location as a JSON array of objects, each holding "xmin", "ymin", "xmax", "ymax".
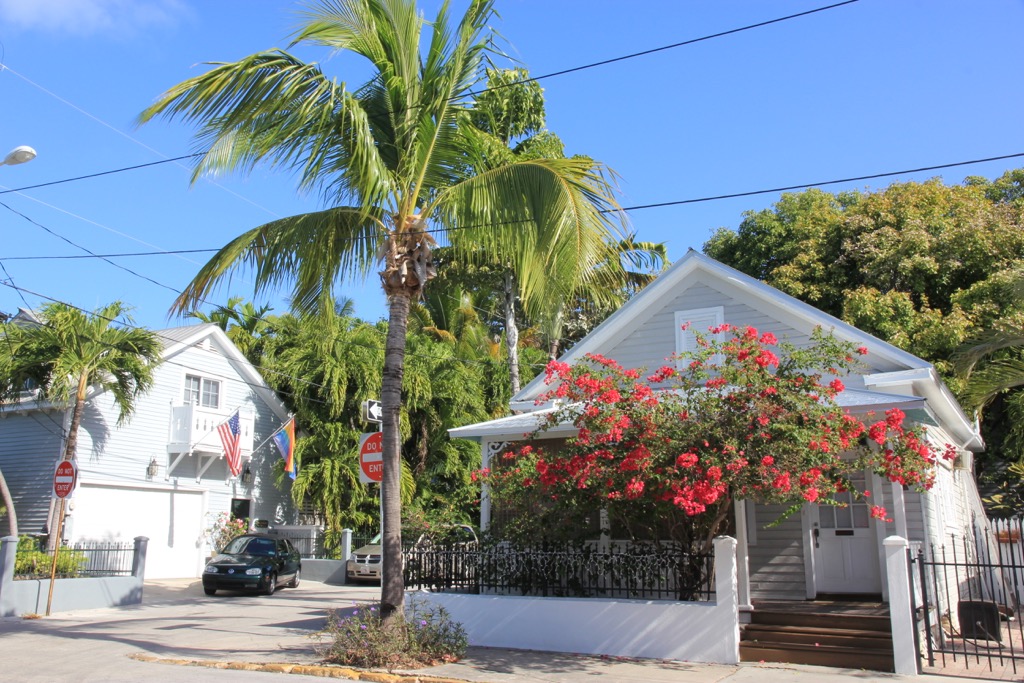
[
  {"xmin": 315, "ymin": 598, "xmax": 467, "ymax": 670},
  {"xmin": 14, "ymin": 536, "xmax": 87, "ymax": 578},
  {"xmin": 206, "ymin": 512, "xmax": 249, "ymax": 552}
]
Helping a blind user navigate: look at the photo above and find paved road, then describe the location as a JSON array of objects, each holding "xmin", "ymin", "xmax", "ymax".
[{"xmin": 0, "ymin": 579, "xmax": 988, "ymax": 683}]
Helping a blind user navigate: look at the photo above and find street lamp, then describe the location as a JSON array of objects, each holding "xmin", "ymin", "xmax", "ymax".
[{"xmin": 1, "ymin": 146, "xmax": 36, "ymax": 167}]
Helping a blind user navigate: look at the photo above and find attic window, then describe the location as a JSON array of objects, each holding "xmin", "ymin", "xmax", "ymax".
[{"xmin": 674, "ymin": 307, "xmax": 724, "ymax": 367}]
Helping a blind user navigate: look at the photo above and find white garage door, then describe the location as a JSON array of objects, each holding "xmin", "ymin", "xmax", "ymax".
[{"xmin": 70, "ymin": 485, "xmax": 205, "ymax": 579}]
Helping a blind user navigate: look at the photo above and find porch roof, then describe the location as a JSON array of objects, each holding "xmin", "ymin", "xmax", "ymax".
[{"xmin": 448, "ymin": 388, "xmax": 926, "ymax": 442}]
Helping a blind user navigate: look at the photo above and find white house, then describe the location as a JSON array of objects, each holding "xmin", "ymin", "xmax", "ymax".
[
  {"xmin": 440, "ymin": 252, "xmax": 989, "ymax": 668},
  {"xmin": 0, "ymin": 321, "xmax": 297, "ymax": 579}
]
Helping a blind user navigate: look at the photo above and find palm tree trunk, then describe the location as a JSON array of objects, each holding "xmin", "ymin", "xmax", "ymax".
[
  {"xmin": 0, "ymin": 468, "xmax": 17, "ymax": 537},
  {"xmin": 380, "ymin": 292, "xmax": 412, "ymax": 622},
  {"xmin": 48, "ymin": 372, "xmax": 88, "ymax": 549},
  {"xmin": 503, "ymin": 272, "xmax": 521, "ymax": 396}
]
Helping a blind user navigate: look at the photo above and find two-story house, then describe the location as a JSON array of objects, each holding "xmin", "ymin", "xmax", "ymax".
[{"xmin": 0, "ymin": 320, "xmax": 295, "ymax": 579}]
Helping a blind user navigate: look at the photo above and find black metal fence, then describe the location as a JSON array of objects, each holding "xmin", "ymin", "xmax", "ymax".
[
  {"xmin": 911, "ymin": 518, "xmax": 1024, "ymax": 674},
  {"xmin": 15, "ymin": 541, "xmax": 135, "ymax": 580},
  {"xmin": 404, "ymin": 541, "xmax": 715, "ymax": 601}
]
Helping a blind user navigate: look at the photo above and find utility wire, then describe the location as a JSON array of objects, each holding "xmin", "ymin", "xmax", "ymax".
[
  {"xmin": 0, "ymin": 154, "xmax": 202, "ymax": 196},
  {"xmin": 477, "ymin": 0, "xmax": 860, "ymax": 94},
  {"xmin": 0, "ymin": 1, "xmax": 861, "ymax": 200},
  {"xmin": 4, "ymin": 149, "xmax": 1022, "ymax": 263}
]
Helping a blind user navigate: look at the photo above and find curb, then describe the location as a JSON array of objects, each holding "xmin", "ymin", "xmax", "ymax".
[{"xmin": 128, "ymin": 654, "xmax": 473, "ymax": 683}]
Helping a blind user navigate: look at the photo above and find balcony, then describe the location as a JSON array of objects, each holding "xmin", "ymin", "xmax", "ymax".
[{"xmin": 167, "ymin": 404, "xmax": 255, "ymax": 457}]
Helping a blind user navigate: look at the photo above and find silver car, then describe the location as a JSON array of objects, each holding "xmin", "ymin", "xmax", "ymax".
[{"xmin": 345, "ymin": 525, "xmax": 477, "ymax": 583}]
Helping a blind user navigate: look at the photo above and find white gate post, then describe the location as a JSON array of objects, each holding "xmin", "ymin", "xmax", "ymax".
[
  {"xmin": 884, "ymin": 536, "xmax": 918, "ymax": 676},
  {"xmin": 713, "ymin": 535, "xmax": 739, "ymax": 665}
]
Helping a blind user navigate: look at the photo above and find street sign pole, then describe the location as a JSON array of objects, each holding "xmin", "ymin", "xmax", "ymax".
[
  {"xmin": 46, "ymin": 459, "xmax": 77, "ymax": 616},
  {"xmin": 45, "ymin": 497, "xmax": 67, "ymax": 616}
]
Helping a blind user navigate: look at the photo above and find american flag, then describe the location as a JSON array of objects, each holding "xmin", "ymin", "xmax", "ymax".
[{"xmin": 218, "ymin": 410, "xmax": 243, "ymax": 477}]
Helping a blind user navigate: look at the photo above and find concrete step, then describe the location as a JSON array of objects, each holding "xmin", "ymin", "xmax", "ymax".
[
  {"xmin": 740, "ymin": 640, "xmax": 895, "ymax": 672},
  {"xmin": 748, "ymin": 609, "xmax": 891, "ymax": 633}
]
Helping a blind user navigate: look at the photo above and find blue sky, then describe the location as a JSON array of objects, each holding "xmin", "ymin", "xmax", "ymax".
[{"xmin": 0, "ymin": 0, "xmax": 1021, "ymax": 331}]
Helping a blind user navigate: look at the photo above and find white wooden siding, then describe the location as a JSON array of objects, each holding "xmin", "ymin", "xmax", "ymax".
[
  {"xmin": 747, "ymin": 503, "xmax": 807, "ymax": 600},
  {"xmin": 0, "ymin": 410, "xmax": 66, "ymax": 534},
  {"xmin": 602, "ymin": 276, "xmax": 901, "ymax": 381},
  {"xmin": 0, "ymin": 328, "xmax": 294, "ymax": 577}
]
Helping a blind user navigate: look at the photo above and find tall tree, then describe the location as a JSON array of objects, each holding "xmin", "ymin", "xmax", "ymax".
[
  {"xmin": 138, "ymin": 0, "xmax": 624, "ymax": 618},
  {"xmin": 0, "ymin": 302, "xmax": 161, "ymax": 541}
]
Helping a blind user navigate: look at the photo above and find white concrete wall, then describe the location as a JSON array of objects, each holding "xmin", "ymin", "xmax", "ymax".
[
  {"xmin": 411, "ymin": 592, "xmax": 736, "ymax": 663},
  {"xmin": 408, "ymin": 536, "xmax": 740, "ymax": 664}
]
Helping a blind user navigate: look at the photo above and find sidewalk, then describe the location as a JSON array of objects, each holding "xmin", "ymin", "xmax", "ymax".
[{"xmin": 0, "ymin": 578, "xmax": 1001, "ymax": 683}]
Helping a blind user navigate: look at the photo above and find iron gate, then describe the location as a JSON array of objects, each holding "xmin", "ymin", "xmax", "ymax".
[{"xmin": 911, "ymin": 519, "xmax": 1024, "ymax": 674}]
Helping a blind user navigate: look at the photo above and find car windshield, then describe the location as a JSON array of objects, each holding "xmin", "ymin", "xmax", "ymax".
[{"xmin": 223, "ymin": 536, "xmax": 276, "ymax": 556}]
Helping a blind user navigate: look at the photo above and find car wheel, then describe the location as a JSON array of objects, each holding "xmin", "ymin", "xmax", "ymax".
[
  {"xmin": 263, "ymin": 573, "xmax": 276, "ymax": 596},
  {"xmin": 288, "ymin": 569, "xmax": 300, "ymax": 588},
  {"xmin": 204, "ymin": 587, "xmax": 216, "ymax": 596}
]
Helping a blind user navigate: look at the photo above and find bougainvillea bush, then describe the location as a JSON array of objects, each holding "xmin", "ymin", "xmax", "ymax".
[{"xmin": 480, "ymin": 324, "xmax": 956, "ymax": 551}]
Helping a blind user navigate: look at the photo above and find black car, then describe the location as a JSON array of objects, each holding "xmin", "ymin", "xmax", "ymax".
[{"xmin": 202, "ymin": 534, "xmax": 301, "ymax": 596}]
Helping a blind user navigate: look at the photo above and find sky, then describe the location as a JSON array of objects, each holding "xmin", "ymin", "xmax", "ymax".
[{"xmin": 0, "ymin": 0, "xmax": 1021, "ymax": 331}]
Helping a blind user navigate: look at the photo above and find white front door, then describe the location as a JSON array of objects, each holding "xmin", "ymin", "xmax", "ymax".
[{"xmin": 811, "ymin": 472, "xmax": 881, "ymax": 594}]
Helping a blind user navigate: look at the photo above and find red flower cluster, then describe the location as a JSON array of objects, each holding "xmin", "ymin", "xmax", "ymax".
[{"xmin": 490, "ymin": 325, "xmax": 950, "ymax": 542}]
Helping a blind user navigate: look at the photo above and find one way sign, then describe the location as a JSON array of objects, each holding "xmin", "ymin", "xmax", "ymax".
[{"xmin": 362, "ymin": 399, "xmax": 382, "ymax": 424}]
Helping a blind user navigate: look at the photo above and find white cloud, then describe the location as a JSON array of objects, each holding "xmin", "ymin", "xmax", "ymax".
[{"xmin": 0, "ymin": 0, "xmax": 190, "ymax": 37}]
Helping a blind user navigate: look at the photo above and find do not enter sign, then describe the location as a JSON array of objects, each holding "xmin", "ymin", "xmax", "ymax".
[
  {"xmin": 358, "ymin": 432, "xmax": 383, "ymax": 484},
  {"xmin": 53, "ymin": 460, "xmax": 77, "ymax": 499}
]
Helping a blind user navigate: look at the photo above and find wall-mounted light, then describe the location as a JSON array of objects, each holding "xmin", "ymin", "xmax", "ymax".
[
  {"xmin": 241, "ymin": 465, "xmax": 253, "ymax": 487},
  {"xmin": 146, "ymin": 458, "xmax": 159, "ymax": 479}
]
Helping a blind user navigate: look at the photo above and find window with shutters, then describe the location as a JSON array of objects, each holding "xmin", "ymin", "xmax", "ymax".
[{"xmin": 674, "ymin": 306, "xmax": 724, "ymax": 367}]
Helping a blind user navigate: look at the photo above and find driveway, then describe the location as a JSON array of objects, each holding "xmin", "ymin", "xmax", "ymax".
[{"xmin": 0, "ymin": 578, "xmax": 379, "ymax": 682}]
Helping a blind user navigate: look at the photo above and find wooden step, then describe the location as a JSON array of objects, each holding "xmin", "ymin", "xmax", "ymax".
[
  {"xmin": 740, "ymin": 641, "xmax": 895, "ymax": 672},
  {"xmin": 742, "ymin": 624, "xmax": 894, "ymax": 651},
  {"xmin": 748, "ymin": 610, "xmax": 891, "ymax": 633}
]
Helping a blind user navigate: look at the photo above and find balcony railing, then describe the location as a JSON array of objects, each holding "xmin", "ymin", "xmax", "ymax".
[{"xmin": 167, "ymin": 404, "xmax": 254, "ymax": 456}]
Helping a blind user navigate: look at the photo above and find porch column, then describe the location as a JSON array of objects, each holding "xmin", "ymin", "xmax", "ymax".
[
  {"xmin": 891, "ymin": 482, "xmax": 908, "ymax": 539},
  {"xmin": 884, "ymin": 536, "xmax": 919, "ymax": 675},
  {"xmin": 480, "ymin": 440, "xmax": 508, "ymax": 532},
  {"xmin": 733, "ymin": 500, "xmax": 752, "ymax": 610},
  {"xmin": 713, "ymin": 535, "xmax": 740, "ymax": 665}
]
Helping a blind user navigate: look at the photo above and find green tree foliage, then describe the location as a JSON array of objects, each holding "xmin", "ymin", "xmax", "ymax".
[
  {"xmin": 0, "ymin": 302, "xmax": 161, "ymax": 539},
  {"xmin": 139, "ymin": 0, "xmax": 625, "ymax": 618},
  {"xmin": 703, "ymin": 169, "xmax": 1024, "ymax": 470},
  {"xmin": 247, "ymin": 305, "xmax": 505, "ymax": 551}
]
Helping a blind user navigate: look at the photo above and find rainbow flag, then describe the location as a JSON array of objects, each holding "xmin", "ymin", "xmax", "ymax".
[{"xmin": 272, "ymin": 418, "xmax": 297, "ymax": 480}]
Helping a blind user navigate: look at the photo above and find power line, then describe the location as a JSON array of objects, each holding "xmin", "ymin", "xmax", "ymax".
[
  {"xmin": 0, "ymin": 154, "xmax": 202, "ymax": 196},
  {"xmin": 0, "ymin": 1, "xmax": 861, "ymax": 201},
  {"xmin": 479, "ymin": 0, "xmax": 860, "ymax": 94},
  {"xmin": 3, "ymin": 149, "xmax": 1022, "ymax": 263},
  {"xmin": 1, "ymin": 249, "xmax": 217, "ymax": 261}
]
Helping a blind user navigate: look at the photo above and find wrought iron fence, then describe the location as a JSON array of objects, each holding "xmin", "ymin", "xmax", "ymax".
[
  {"xmin": 911, "ymin": 518, "xmax": 1024, "ymax": 674},
  {"xmin": 405, "ymin": 541, "xmax": 715, "ymax": 601},
  {"xmin": 15, "ymin": 540, "xmax": 135, "ymax": 580}
]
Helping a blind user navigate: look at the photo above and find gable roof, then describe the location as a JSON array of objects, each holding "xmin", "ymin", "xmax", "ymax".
[
  {"xmin": 506, "ymin": 251, "xmax": 981, "ymax": 450},
  {"xmin": 157, "ymin": 323, "xmax": 290, "ymax": 423},
  {"xmin": 0, "ymin": 319, "xmax": 290, "ymax": 424}
]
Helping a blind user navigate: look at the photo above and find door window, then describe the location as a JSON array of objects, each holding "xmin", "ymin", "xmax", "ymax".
[{"xmin": 818, "ymin": 471, "xmax": 870, "ymax": 530}]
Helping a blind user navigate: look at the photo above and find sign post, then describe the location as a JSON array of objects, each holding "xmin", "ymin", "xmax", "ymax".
[{"xmin": 46, "ymin": 460, "xmax": 77, "ymax": 616}]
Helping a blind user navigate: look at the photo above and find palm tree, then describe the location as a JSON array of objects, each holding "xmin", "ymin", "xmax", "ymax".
[
  {"xmin": 138, "ymin": 0, "xmax": 625, "ymax": 618},
  {"xmin": 0, "ymin": 302, "xmax": 161, "ymax": 541}
]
